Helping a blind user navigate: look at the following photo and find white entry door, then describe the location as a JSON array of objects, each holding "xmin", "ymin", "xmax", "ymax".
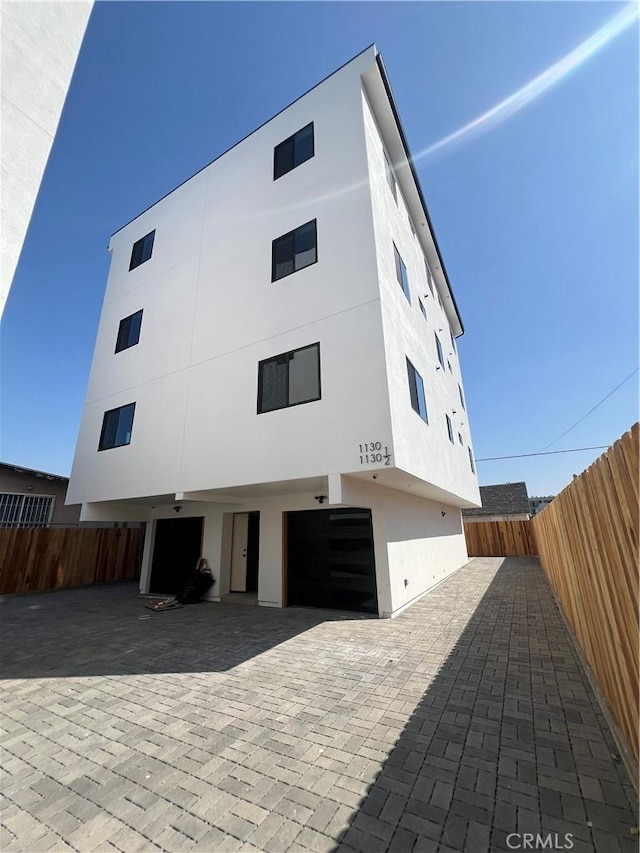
[{"xmin": 230, "ymin": 513, "xmax": 249, "ymax": 592}]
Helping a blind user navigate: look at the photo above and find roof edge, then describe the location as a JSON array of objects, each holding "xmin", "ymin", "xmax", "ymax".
[
  {"xmin": 374, "ymin": 52, "xmax": 465, "ymax": 336},
  {"xmin": 111, "ymin": 43, "xmax": 377, "ymax": 238}
]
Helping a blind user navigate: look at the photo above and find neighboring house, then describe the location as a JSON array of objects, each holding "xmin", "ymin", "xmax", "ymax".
[
  {"xmin": 1, "ymin": 1, "xmax": 93, "ymax": 318},
  {"xmin": 529, "ymin": 495, "xmax": 554, "ymax": 517},
  {"xmin": 67, "ymin": 46, "xmax": 481, "ymax": 617},
  {"xmin": 0, "ymin": 462, "xmax": 80, "ymax": 528},
  {"xmin": 462, "ymin": 482, "xmax": 531, "ymax": 523}
]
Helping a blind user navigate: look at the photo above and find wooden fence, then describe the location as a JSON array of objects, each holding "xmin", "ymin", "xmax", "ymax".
[
  {"xmin": 532, "ymin": 423, "xmax": 639, "ymax": 764},
  {"xmin": 464, "ymin": 519, "xmax": 537, "ymax": 557},
  {"xmin": 0, "ymin": 527, "xmax": 143, "ymax": 595}
]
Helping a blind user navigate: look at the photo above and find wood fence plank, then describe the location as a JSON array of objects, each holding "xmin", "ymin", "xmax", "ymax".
[{"xmin": 0, "ymin": 528, "xmax": 142, "ymax": 596}]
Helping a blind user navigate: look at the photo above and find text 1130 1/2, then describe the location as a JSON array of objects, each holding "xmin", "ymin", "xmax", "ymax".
[{"xmin": 359, "ymin": 443, "xmax": 391, "ymax": 466}]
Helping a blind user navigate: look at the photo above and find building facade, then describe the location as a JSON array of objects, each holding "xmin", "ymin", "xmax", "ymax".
[
  {"xmin": 529, "ymin": 496, "xmax": 554, "ymax": 517},
  {"xmin": 67, "ymin": 46, "xmax": 480, "ymax": 617},
  {"xmin": 1, "ymin": 1, "xmax": 93, "ymax": 318},
  {"xmin": 0, "ymin": 462, "xmax": 81, "ymax": 528}
]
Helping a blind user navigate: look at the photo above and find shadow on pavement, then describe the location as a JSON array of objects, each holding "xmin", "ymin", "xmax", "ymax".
[
  {"xmin": 333, "ymin": 559, "xmax": 637, "ymax": 853},
  {"xmin": 0, "ymin": 582, "xmax": 370, "ymax": 678}
]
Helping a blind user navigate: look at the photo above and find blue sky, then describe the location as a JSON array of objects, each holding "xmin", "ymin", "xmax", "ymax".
[{"xmin": 1, "ymin": 1, "xmax": 637, "ymax": 496}]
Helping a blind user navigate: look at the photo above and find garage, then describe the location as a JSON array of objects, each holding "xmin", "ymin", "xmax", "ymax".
[
  {"xmin": 149, "ymin": 516, "xmax": 203, "ymax": 595},
  {"xmin": 286, "ymin": 508, "xmax": 378, "ymax": 614}
]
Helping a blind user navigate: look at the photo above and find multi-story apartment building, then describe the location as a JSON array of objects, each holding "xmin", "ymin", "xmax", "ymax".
[{"xmin": 67, "ymin": 46, "xmax": 480, "ymax": 617}]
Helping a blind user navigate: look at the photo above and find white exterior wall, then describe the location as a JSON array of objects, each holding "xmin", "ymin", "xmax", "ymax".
[
  {"xmin": 1, "ymin": 1, "xmax": 93, "ymax": 317},
  {"xmin": 361, "ymin": 91, "xmax": 479, "ymax": 507},
  {"xmin": 68, "ymin": 47, "xmax": 392, "ymax": 504},
  {"xmin": 69, "ymin": 47, "xmax": 480, "ymax": 617}
]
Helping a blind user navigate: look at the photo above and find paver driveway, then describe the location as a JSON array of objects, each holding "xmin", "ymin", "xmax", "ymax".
[{"xmin": 0, "ymin": 557, "xmax": 636, "ymax": 853}]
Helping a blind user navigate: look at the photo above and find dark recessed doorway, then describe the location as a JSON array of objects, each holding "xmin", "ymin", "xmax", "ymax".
[
  {"xmin": 287, "ymin": 508, "xmax": 377, "ymax": 614},
  {"xmin": 230, "ymin": 511, "xmax": 260, "ymax": 593},
  {"xmin": 149, "ymin": 516, "xmax": 203, "ymax": 595}
]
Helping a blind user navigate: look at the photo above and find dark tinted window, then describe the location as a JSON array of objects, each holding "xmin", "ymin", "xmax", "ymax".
[
  {"xmin": 446, "ymin": 414, "xmax": 454, "ymax": 443},
  {"xmin": 274, "ymin": 123, "xmax": 314, "ymax": 179},
  {"xmin": 424, "ymin": 257, "xmax": 434, "ymax": 295},
  {"xmin": 272, "ymin": 220, "xmax": 317, "ymax": 281},
  {"xmin": 384, "ymin": 151, "xmax": 397, "ymax": 201},
  {"xmin": 129, "ymin": 231, "xmax": 155, "ymax": 270},
  {"xmin": 394, "ymin": 245, "xmax": 410, "ymax": 302},
  {"xmin": 115, "ymin": 310, "xmax": 143, "ymax": 353},
  {"xmin": 469, "ymin": 448, "xmax": 475, "ymax": 474},
  {"xmin": 406, "ymin": 359, "xmax": 428, "ymax": 423},
  {"xmin": 258, "ymin": 344, "xmax": 320, "ymax": 413},
  {"xmin": 419, "ymin": 299, "xmax": 426, "ymax": 320},
  {"xmin": 435, "ymin": 333, "xmax": 444, "ymax": 368},
  {"xmin": 98, "ymin": 403, "xmax": 136, "ymax": 451}
]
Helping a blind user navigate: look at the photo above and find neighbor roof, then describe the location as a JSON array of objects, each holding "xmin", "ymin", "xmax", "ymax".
[
  {"xmin": 0, "ymin": 461, "xmax": 68, "ymax": 482},
  {"xmin": 462, "ymin": 482, "xmax": 530, "ymax": 517}
]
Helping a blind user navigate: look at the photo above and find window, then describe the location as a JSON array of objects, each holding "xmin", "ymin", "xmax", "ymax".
[
  {"xmin": 409, "ymin": 216, "xmax": 416, "ymax": 238},
  {"xmin": 419, "ymin": 299, "xmax": 427, "ymax": 320},
  {"xmin": 468, "ymin": 447, "xmax": 475, "ymax": 474},
  {"xmin": 394, "ymin": 244, "xmax": 410, "ymax": 302},
  {"xmin": 459, "ymin": 384, "xmax": 465, "ymax": 410},
  {"xmin": 98, "ymin": 403, "xmax": 136, "ymax": 451},
  {"xmin": 115, "ymin": 310, "xmax": 143, "ymax": 353},
  {"xmin": 447, "ymin": 360, "xmax": 452, "ymax": 373},
  {"xmin": 437, "ymin": 291, "xmax": 444, "ymax": 310},
  {"xmin": 450, "ymin": 330, "xmax": 456, "ymax": 352},
  {"xmin": 272, "ymin": 220, "xmax": 317, "ymax": 280},
  {"xmin": 458, "ymin": 432, "xmax": 463, "ymax": 445},
  {"xmin": 258, "ymin": 343, "xmax": 320, "ymax": 413},
  {"xmin": 446, "ymin": 414, "xmax": 454, "ymax": 443},
  {"xmin": 435, "ymin": 333, "xmax": 444, "ymax": 368},
  {"xmin": 424, "ymin": 257, "xmax": 434, "ymax": 296},
  {"xmin": 384, "ymin": 151, "xmax": 397, "ymax": 201},
  {"xmin": 406, "ymin": 359, "xmax": 428, "ymax": 423},
  {"xmin": 129, "ymin": 231, "xmax": 155, "ymax": 270},
  {"xmin": 0, "ymin": 494, "xmax": 54, "ymax": 528},
  {"xmin": 274, "ymin": 123, "xmax": 314, "ymax": 180}
]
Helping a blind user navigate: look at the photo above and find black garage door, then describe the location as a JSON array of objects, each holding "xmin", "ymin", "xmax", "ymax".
[
  {"xmin": 287, "ymin": 508, "xmax": 378, "ymax": 614},
  {"xmin": 150, "ymin": 517, "xmax": 203, "ymax": 595}
]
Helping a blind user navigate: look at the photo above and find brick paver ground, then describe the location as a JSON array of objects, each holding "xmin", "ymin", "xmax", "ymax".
[{"xmin": 0, "ymin": 557, "xmax": 636, "ymax": 853}]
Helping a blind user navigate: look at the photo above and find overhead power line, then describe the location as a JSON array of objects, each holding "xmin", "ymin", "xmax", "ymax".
[
  {"xmin": 539, "ymin": 367, "xmax": 639, "ymax": 451},
  {"xmin": 476, "ymin": 445, "xmax": 609, "ymax": 462}
]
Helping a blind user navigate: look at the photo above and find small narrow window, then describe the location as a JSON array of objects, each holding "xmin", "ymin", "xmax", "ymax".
[
  {"xmin": 394, "ymin": 244, "xmax": 410, "ymax": 303},
  {"xmin": 446, "ymin": 415, "xmax": 454, "ymax": 444},
  {"xmin": 274, "ymin": 123, "xmax": 314, "ymax": 179},
  {"xmin": 115, "ymin": 310, "xmax": 143, "ymax": 353},
  {"xmin": 424, "ymin": 257, "xmax": 434, "ymax": 296},
  {"xmin": 98, "ymin": 403, "xmax": 136, "ymax": 451},
  {"xmin": 447, "ymin": 360, "xmax": 452, "ymax": 373},
  {"xmin": 409, "ymin": 216, "xmax": 416, "ymax": 238},
  {"xmin": 272, "ymin": 220, "xmax": 317, "ymax": 281},
  {"xmin": 129, "ymin": 231, "xmax": 155, "ymax": 270},
  {"xmin": 406, "ymin": 359, "xmax": 428, "ymax": 423},
  {"xmin": 468, "ymin": 447, "xmax": 475, "ymax": 474},
  {"xmin": 435, "ymin": 333, "xmax": 444, "ymax": 369},
  {"xmin": 419, "ymin": 299, "xmax": 427, "ymax": 320},
  {"xmin": 384, "ymin": 151, "xmax": 397, "ymax": 202},
  {"xmin": 458, "ymin": 432, "xmax": 463, "ymax": 445},
  {"xmin": 459, "ymin": 384, "xmax": 465, "ymax": 410},
  {"xmin": 258, "ymin": 344, "xmax": 320, "ymax": 413},
  {"xmin": 450, "ymin": 330, "xmax": 456, "ymax": 352}
]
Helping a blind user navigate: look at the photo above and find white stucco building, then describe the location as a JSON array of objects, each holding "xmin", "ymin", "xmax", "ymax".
[
  {"xmin": 68, "ymin": 46, "xmax": 480, "ymax": 617},
  {"xmin": 1, "ymin": 1, "xmax": 93, "ymax": 318}
]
